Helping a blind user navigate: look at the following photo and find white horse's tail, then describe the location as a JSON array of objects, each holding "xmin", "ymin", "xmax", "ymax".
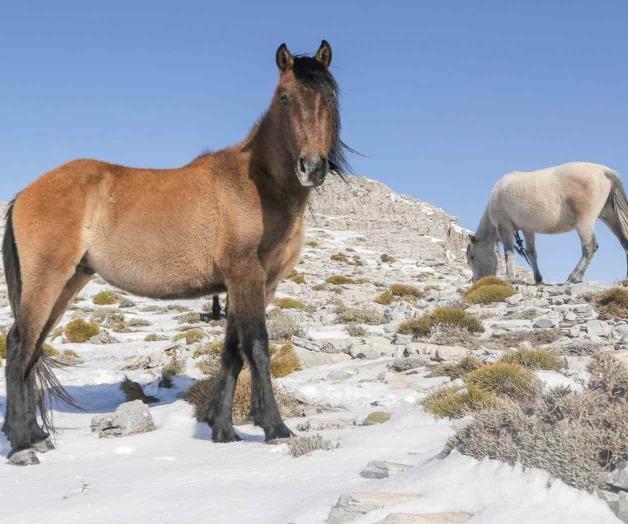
[{"xmin": 604, "ymin": 169, "xmax": 628, "ymax": 238}]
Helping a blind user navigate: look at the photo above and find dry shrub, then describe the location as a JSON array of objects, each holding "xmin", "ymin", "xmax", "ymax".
[
  {"xmin": 428, "ymin": 325, "xmax": 482, "ymax": 350},
  {"xmin": 431, "ymin": 355, "xmax": 483, "ymax": 379},
  {"xmin": 495, "ymin": 329, "xmax": 561, "ymax": 348},
  {"xmin": 144, "ymin": 334, "xmax": 163, "ymax": 342},
  {"xmin": 466, "ymin": 276, "xmax": 510, "ymax": 293},
  {"xmin": 271, "ymin": 342, "xmax": 301, "ymax": 377},
  {"xmin": 587, "ymin": 352, "xmax": 628, "ymax": 400},
  {"xmin": 178, "ymin": 311, "xmax": 201, "ymax": 324},
  {"xmin": 326, "ymin": 275, "xmax": 366, "ymax": 285},
  {"xmin": 305, "ymin": 239, "xmax": 318, "ymax": 248},
  {"xmin": 398, "ymin": 307, "xmax": 484, "ymax": 338},
  {"xmin": 595, "ymin": 287, "xmax": 628, "ymax": 319},
  {"xmin": 374, "ymin": 290, "xmax": 393, "ymax": 305},
  {"xmin": 121, "ymin": 377, "xmax": 158, "ymax": 404},
  {"xmin": 194, "ymin": 339, "xmax": 223, "ymax": 358},
  {"xmin": 465, "ymin": 362, "xmax": 540, "ymax": 401},
  {"xmin": 346, "ymin": 323, "xmax": 367, "ymax": 337},
  {"xmin": 288, "ymin": 271, "xmax": 306, "ymax": 285},
  {"xmin": 389, "ymin": 283, "xmax": 423, "ymax": 299},
  {"xmin": 266, "ymin": 309, "xmax": 304, "ymax": 340},
  {"xmin": 330, "ymin": 252, "xmax": 349, "ymax": 263},
  {"xmin": 559, "ymin": 339, "xmax": 604, "ymax": 356},
  {"xmin": 196, "ymin": 356, "xmax": 220, "ymax": 376},
  {"xmin": 362, "ymin": 411, "xmax": 391, "ymax": 425},
  {"xmin": 380, "ymin": 254, "xmax": 396, "ymax": 263},
  {"xmin": 338, "ymin": 307, "xmax": 386, "ymax": 325},
  {"xmin": 464, "ymin": 284, "xmax": 515, "ymax": 305},
  {"xmin": 423, "ymin": 384, "xmax": 498, "ymax": 418},
  {"xmin": 287, "ymin": 435, "xmax": 337, "ymax": 457},
  {"xmin": 275, "ymin": 297, "xmax": 307, "ymax": 310},
  {"xmin": 500, "ymin": 348, "xmax": 563, "ymax": 371},
  {"xmin": 173, "ymin": 329, "xmax": 204, "ymax": 345},
  {"xmin": 64, "ymin": 319, "xmax": 100, "ymax": 343},
  {"xmin": 0, "ymin": 331, "xmax": 6, "ymax": 359},
  {"xmin": 92, "ymin": 290, "xmax": 118, "ymax": 305}
]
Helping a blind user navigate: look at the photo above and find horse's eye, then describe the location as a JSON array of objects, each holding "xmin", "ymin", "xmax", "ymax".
[{"xmin": 280, "ymin": 93, "xmax": 289, "ymax": 107}]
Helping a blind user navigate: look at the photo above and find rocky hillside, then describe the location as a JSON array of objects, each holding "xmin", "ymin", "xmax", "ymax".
[{"xmin": 0, "ymin": 176, "xmax": 626, "ymax": 523}]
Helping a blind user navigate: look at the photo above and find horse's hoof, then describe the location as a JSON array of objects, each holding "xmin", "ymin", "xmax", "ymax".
[
  {"xmin": 33, "ymin": 438, "xmax": 55, "ymax": 453},
  {"xmin": 211, "ymin": 425, "xmax": 241, "ymax": 443},
  {"xmin": 264, "ymin": 422, "xmax": 294, "ymax": 441},
  {"xmin": 8, "ymin": 448, "xmax": 40, "ymax": 466}
]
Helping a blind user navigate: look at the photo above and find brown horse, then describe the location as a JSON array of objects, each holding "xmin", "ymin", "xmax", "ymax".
[{"xmin": 2, "ymin": 40, "xmax": 349, "ymax": 465}]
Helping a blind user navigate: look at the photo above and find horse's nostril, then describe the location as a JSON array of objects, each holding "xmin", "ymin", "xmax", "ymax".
[{"xmin": 299, "ymin": 158, "xmax": 306, "ymax": 173}]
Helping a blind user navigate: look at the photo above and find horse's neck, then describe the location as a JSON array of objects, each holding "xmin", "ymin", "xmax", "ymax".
[{"xmin": 475, "ymin": 207, "xmax": 497, "ymax": 243}]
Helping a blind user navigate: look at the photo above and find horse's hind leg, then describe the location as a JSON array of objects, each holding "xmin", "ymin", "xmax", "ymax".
[
  {"xmin": 567, "ymin": 224, "xmax": 598, "ymax": 283},
  {"xmin": 600, "ymin": 206, "xmax": 628, "ymax": 278},
  {"xmin": 522, "ymin": 230, "xmax": 543, "ymax": 284}
]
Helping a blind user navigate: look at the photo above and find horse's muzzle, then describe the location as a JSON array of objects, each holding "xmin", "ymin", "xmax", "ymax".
[{"xmin": 296, "ymin": 155, "xmax": 328, "ymax": 187}]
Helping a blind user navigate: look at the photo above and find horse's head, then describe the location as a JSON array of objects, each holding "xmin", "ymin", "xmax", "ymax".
[
  {"xmin": 273, "ymin": 40, "xmax": 345, "ymax": 187},
  {"xmin": 466, "ymin": 235, "xmax": 498, "ymax": 281}
]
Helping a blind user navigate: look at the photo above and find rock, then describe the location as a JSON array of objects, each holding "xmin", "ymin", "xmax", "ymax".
[
  {"xmin": 485, "ymin": 319, "xmax": 533, "ymax": 332},
  {"xmin": 294, "ymin": 346, "xmax": 351, "ymax": 367},
  {"xmin": 349, "ymin": 337, "xmax": 397, "ymax": 359},
  {"xmin": 533, "ymin": 317, "xmax": 558, "ymax": 329},
  {"xmin": 383, "ymin": 371, "xmax": 418, "ymax": 389},
  {"xmin": 505, "ymin": 293, "xmax": 523, "ymax": 305},
  {"xmin": 394, "ymin": 334, "xmax": 413, "ymax": 346},
  {"xmin": 599, "ymin": 490, "xmax": 628, "ymax": 523},
  {"xmin": 327, "ymin": 492, "xmax": 419, "ymax": 523},
  {"xmin": 568, "ymin": 282, "xmax": 604, "ymax": 297},
  {"xmin": 91, "ymin": 400, "xmax": 156, "ymax": 438},
  {"xmin": 388, "ymin": 357, "xmax": 428, "ymax": 372},
  {"xmin": 375, "ymin": 513, "xmax": 473, "ymax": 524},
  {"xmin": 433, "ymin": 345, "xmax": 468, "ymax": 362},
  {"xmin": 611, "ymin": 461, "xmax": 628, "ymax": 490},
  {"xmin": 291, "ymin": 336, "xmax": 352, "ymax": 354},
  {"xmin": 88, "ymin": 330, "xmax": 120, "ymax": 344},
  {"xmin": 615, "ymin": 325, "xmax": 628, "ymax": 343},
  {"xmin": 586, "ymin": 320, "xmax": 611, "ymax": 338},
  {"xmin": 362, "ymin": 411, "xmax": 391, "ymax": 426},
  {"xmin": 360, "ymin": 461, "xmax": 412, "ymax": 479}
]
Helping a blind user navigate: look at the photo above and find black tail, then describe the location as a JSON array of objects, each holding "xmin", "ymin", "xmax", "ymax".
[
  {"xmin": 3, "ymin": 200, "xmax": 22, "ymax": 318},
  {"xmin": 3, "ymin": 200, "xmax": 80, "ymax": 434}
]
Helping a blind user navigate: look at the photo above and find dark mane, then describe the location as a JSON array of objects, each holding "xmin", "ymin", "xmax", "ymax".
[{"xmin": 292, "ymin": 56, "xmax": 352, "ymax": 179}]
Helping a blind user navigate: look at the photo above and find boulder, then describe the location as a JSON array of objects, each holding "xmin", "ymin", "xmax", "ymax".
[
  {"xmin": 327, "ymin": 492, "xmax": 419, "ymax": 523},
  {"xmin": 91, "ymin": 400, "xmax": 156, "ymax": 438},
  {"xmin": 360, "ymin": 461, "xmax": 412, "ymax": 479}
]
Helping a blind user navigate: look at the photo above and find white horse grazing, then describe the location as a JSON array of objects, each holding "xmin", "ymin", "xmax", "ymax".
[{"xmin": 467, "ymin": 162, "xmax": 628, "ymax": 283}]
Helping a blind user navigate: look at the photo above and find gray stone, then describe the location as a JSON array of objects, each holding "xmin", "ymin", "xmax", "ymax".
[
  {"xmin": 586, "ymin": 320, "xmax": 611, "ymax": 338},
  {"xmin": 505, "ymin": 293, "xmax": 523, "ymax": 305},
  {"xmin": 611, "ymin": 461, "xmax": 628, "ymax": 490},
  {"xmin": 294, "ymin": 346, "xmax": 351, "ymax": 367},
  {"xmin": 394, "ymin": 334, "xmax": 413, "ymax": 346},
  {"xmin": 91, "ymin": 400, "xmax": 156, "ymax": 438},
  {"xmin": 327, "ymin": 492, "xmax": 419, "ymax": 523},
  {"xmin": 533, "ymin": 317, "xmax": 557, "ymax": 329},
  {"xmin": 87, "ymin": 330, "xmax": 120, "ymax": 345},
  {"xmin": 615, "ymin": 325, "xmax": 628, "ymax": 342},
  {"xmin": 388, "ymin": 356, "xmax": 428, "ymax": 372},
  {"xmin": 486, "ymin": 319, "xmax": 533, "ymax": 331},
  {"xmin": 360, "ymin": 460, "xmax": 412, "ymax": 479},
  {"xmin": 376, "ymin": 513, "xmax": 472, "ymax": 524}
]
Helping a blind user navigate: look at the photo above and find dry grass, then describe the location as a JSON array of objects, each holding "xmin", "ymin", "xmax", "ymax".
[
  {"xmin": 346, "ymin": 323, "xmax": 367, "ymax": 337},
  {"xmin": 495, "ymin": 329, "xmax": 562, "ymax": 348},
  {"xmin": 266, "ymin": 309, "xmax": 304, "ymax": 340},
  {"xmin": 500, "ymin": 348, "xmax": 563, "ymax": 371},
  {"xmin": 330, "ymin": 252, "xmax": 349, "ymax": 263},
  {"xmin": 423, "ymin": 384, "xmax": 498, "ymax": 418},
  {"xmin": 380, "ymin": 254, "xmax": 396, "ymax": 263},
  {"xmin": 587, "ymin": 352, "xmax": 628, "ymax": 400},
  {"xmin": 64, "ymin": 319, "xmax": 100, "ymax": 343},
  {"xmin": 270, "ymin": 342, "xmax": 301, "ymax": 378},
  {"xmin": 338, "ymin": 307, "xmax": 386, "ymax": 325},
  {"xmin": 287, "ymin": 271, "xmax": 306, "ymax": 285},
  {"xmin": 92, "ymin": 290, "xmax": 118, "ymax": 305},
  {"xmin": 398, "ymin": 307, "xmax": 484, "ymax": 338},
  {"xmin": 466, "ymin": 276, "xmax": 510, "ymax": 293},
  {"xmin": 428, "ymin": 325, "xmax": 482, "ymax": 350},
  {"xmin": 465, "ymin": 362, "xmax": 540, "ymax": 401},
  {"xmin": 362, "ymin": 411, "xmax": 391, "ymax": 425},
  {"xmin": 389, "ymin": 283, "xmax": 423, "ymax": 299},
  {"xmin": 325, "ymin": 275, "xmax": 366, "ymax": 285},
  {"xmin": 595, "ymin": 286, "xmax": 628, "ymax": 319},
  {"xmin": 374, "ymin": 290, "xmax": 393, "ymax": 305},
  {"xmin": 0, "ymin": 331, "xmax": 6, "ymax": 359},
  {"xmin": 287, "ymin": 435, "xmax": 338, "ymax": 457},
  {"xmin": 144, "ymin": 334, "xmax": 163, "ymax": 342},
  {"xmin": 464, "ymin": 284, "xmax": 515, "ymax": 305},
  {"xmin": 275, "ymin": 297, "xmax": 307, "ymax": 310},
  {"xmin": 431, "ymin": 355, "xmax": 483, "ymax": 379},
  {"xmin": 121, "ymin": 377, "xmax": 158, "ymax": 403},
  {"xmin": 173, "ymin": 329, "xmax": 204, "ymax": 345}
]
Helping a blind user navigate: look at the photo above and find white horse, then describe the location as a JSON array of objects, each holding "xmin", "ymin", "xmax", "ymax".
[{"xmin": 467, "ymin": 162, "xmax": 628, "ymax": 283}]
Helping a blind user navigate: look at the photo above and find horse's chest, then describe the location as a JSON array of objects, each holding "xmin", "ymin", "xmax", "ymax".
[{"xmin": 262, "ymin": 221, "xmax": 304, "ymax": 284}]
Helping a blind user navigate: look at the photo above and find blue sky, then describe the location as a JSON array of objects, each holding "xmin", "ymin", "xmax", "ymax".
[{"xmin": 1, "ymin": 1, "xmax": 627, "ymax": 282}]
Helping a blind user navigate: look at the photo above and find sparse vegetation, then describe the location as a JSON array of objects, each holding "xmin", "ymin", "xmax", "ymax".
[
  {"xmin": 362, "ymin": 411, "xmax": 391, "ymax": 425},
  {"xmin": 92, "ymin": 290, "xmax": 118, "ymax": 305},
  {"xmin": 43, "ymin": 343, "xmax": 60, "ymax": 357},
  {"xmin": 464, "ymin": 284, "xmax": 515, "ymax": 305},
  {"xmin": 428, "ymin": 325, "xmax": 482, "ymax": 350},
  {"xmin": 275, "ymin": 297, "xmax": 307, "ymax": 310},
  {"xmin": 287, "ymin": 435, "xmax": 337, "ymax": 457},
  {"xmin": 0, "ymin": 331, "xmax": 6, "ymax": 359},
  {"xmin": 465, "ymin": 362, "xmax": 540, "ymax": 401},
  {"xmin": 121, "ymin": 377, "xmax": 158, "ymax": 404},
  {"xmin": 494, "ymin": 329, "xmax": 561, "ymax": 348},
  {"xmin": 423, "ymin": 384, "xmax": 497, "ymax": 418},
  {"xmin": 178, "ymin": 311, "xmax": 201, "ymax": 324},
  {"xmin": 346, "ymin": 323, "xmax": 367, "ymax": 337},
  {"xmin": 338, "ymin": 307, "xmax": 386, "ymax": 325},
  {"xmin": 431, "ymin": 355, "xmax": 482, "ymax": 379},
  {"xmin": 587, "ymin": 352, "xmax": 628, "ymax": 400},
  {"xmin": 500, "ymin": 348, "xmax": 563, "ymax": 371},
  {"xmin": 194, "ymin": 339, "xmax": 223, "ymax": 358},
  {"xmin": 64, "ymin": 319, "xmax": 100, "ymax": 343},
  {"xmin": 326, "ymin": 275, "xmax": 359, "ymax": 285},
  {"xmin": 287, "ymin": 271, "xmax": 306, "ymax": 285},
  {"xmin": 305, "ymin": 240, "xmax": 318, "ymax": 248},
  {"xmin": 266, "ymin": 309, "xmax": 304, "ymax": 340},
  {"xmin": 374, "ymin": 290, "xmax": 393, "ymax": 305},
  {"xmin": 466, "ymin": 276, "xmax": 510, "ymax": 293},
  {"xmin": 270, "ymin": 342, "xmax": 301, "ymax": 378},
  {"xmin": 380, "ymin": 254, "xmax": 396, "ymax": 263},
  {"xmin": 330, "ymin": 252, "xmax": 349, "ymax": 263},
  {"xmin": 397, "ymin": 307, "xmax": 484, "ymax": 338},
  {"xmin": 174, "ymin": 329, "xmax": 204, "ymax": 345},
  {"xmin": 594, "ymin": 286, "xmax": 628, "ymax": 319},
  {"xmin": 389, "ymin": 283, "xmax": 423, "ymax": 299},
  {"xmin": 144, "ymin": 333, "xmax": 163, "ymax": 342}
]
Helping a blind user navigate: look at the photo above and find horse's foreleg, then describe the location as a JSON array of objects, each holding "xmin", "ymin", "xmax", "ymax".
[
  {"xmin": 522, "ymin": 231, "xmax": 543, "ymax": 284},
  {"xmin": 230, "ymin": 277, "xmax": 291, "ymax": 441},
  {"xmin": 497, "ymin": 224, "xmax": 516, "ymax": 281},
  {"xmin": 211, "ymin": 295, "xmax": 221, "ymax": 320},
  {"xmin": 203, "ymin": 319, "xmax": 243, "ymax": 442},
  {"xmin": 568, "ymin": 227, "xmax": 598, "ymax": 283}
]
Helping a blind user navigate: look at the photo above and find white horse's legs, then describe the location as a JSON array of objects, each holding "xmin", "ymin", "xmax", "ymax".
[
  {"xmin": 497, "ymin": 224, "xmax": 516, "ymax": 281},
  {"xmin": 567, "ymin": 225, "xmax": 598, "ymax": 283},
  {"xmin": 522, "ymin": 230, "xmax": 543, "ymax": 284}
]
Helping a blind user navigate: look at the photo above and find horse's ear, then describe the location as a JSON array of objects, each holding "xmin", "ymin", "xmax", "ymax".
[
  {"xmin": 315, "ymin": 40, "xmax": 332, "ymax": 68},
  {"xmin": 276, "ymin": 43, "xmax": 294, "ymax": 72},
  {"xmin": 469, "ymin": 234, "xmax": 476, "ymax": 244}
]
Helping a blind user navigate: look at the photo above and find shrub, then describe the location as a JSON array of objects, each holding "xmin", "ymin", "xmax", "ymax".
[
  {"xmin": 275, "ymin": 297, "xmax": 306, "ymax": 310},
  {"xmin": 346, "ymin": 323, "xmax": 367, "ymax": 337},
  {"xmin": 0, "ymin": 332, "xmax": 6, "ymax": 359},
  {"xmin": 495, "ymin": 329, "xmax": 561, "ymax": 348},
  {"xmin": 266, "ymin": 310, "xmax": 304, "ymax": 340},
  {"xmin": 397, "ymin": 307, "xmax": 484, "ymax": 338},
  {"xmin": 431, "ymin": 355, "xmax": 482, "ymax": 379},
  {"xmin": 389, "ymin": 284, "xmax": 423, "ymax": 299},
  {"xmin": 287, "ymin": 435, "xmax": 337, "ymax": 457},
  {"xmin": 500, "ymin": 348, "xmax": 563, "ymax": 371},
  {"xmin": 423, "ymin": 384, "xmax": 497, "ymax": 418},
  {"xmin": 338, "ymin": 307, "xmax": 386, "ymax": 325},
  {"xmin": 374, "ymin": 290, "xmax": 393, "ymax": 305},
  {"xmin": 465, "ymin": 362, "xmax": 540, "ymax": 401},
  {"xmin": 288, "ymin": 271, "xmax": 306, "ymax": 285},
  {"xmin": 64, "ymin": 319, "xmax": 100, "ymax": 343},
  {"xmin": 466, "ymin": 276, "xmax": 510, "ymax": 293},
  {"xmin": 587, "ymin": 352, "xmax": 628, "ymax": 400},
  {"xmin": 595, "ymin": 286, "xmax": 628, "ymax": 319},
  {"xmin": 144, "ymin": 334, "xmax": 163, "ymax": 342},
  {"xmin": 330, "ymin": 252, "xmax": 349, "ymax": 263},
  {"xmin": 92, "ymin": 290, "xmax": 118, "ymax": 305},
  {"xmin": 380, "ymin": 254, "xmax": 396, "ymax": 263},
  {"xmin": 464, "ymin": 284, "xmax": 515, "ymax": 305},
  {"xmin": 271, "ymin": 342, "xmax": 301, "ymax": 378},
  {"xmin": 305, "ymin": 240, "xmax": 318, "ymax": 248},
  {"xmin": 312, "ymin": 283, "xmax": 327, "ymax": 291},
  {"xmin": 194, "ymin": 339, "xmax": 223, "ymax": 358},
  {"xmin": 121, "ymin": 377, "xmax": 158, "ymax": 404},
  {"xmin": 178, "ymin": 311, "xmax": 201, "ymax": 324},
  {"xmin": 428, "ymin": 325, "xmax": 482, "ymax": 350},
  {"xmin": 196, "ymin": 356, "xmax": 220, "ymax": 376},
  {"xmin": 362, "ymin": 411, "xmax": 391, "ymax": 425},
  {"xmin": 174, "ymin": 329, "xmax": 204, "ymax": 345},
  {"xmin": 326, "ymin": 275, "xmax": 357, "ymax": 285},
  {"xmin": 43, "ymin": 343, "xmax": 60, "ymax": 357},
  {"xmin": 59, "ymin": 349, "xmax": 82, "ymax": 365}
]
